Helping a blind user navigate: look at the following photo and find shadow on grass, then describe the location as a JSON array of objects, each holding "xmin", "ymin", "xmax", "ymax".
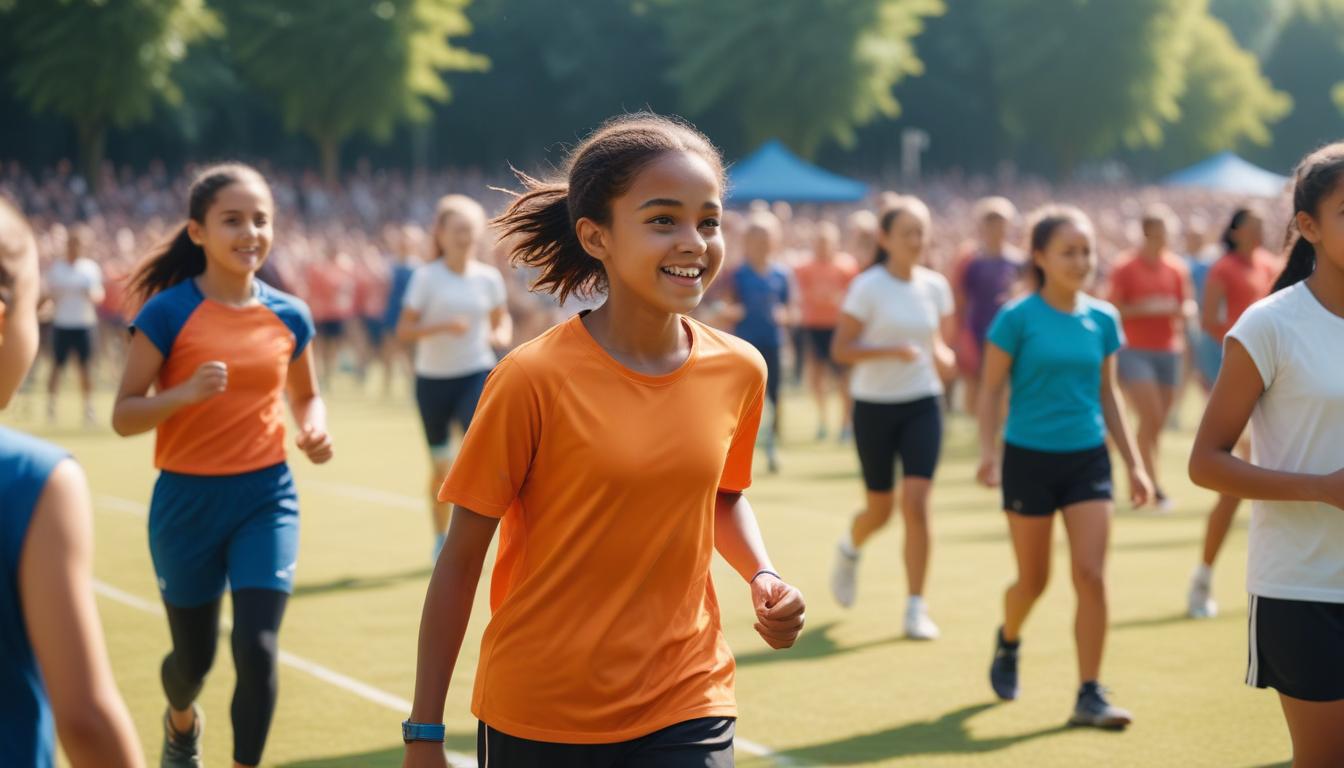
[
  {"xmin": 735, "ymin": 622, "xmax": 904, "ymax": 667},
  {"xmin": 279, "ymin": 733, "xmax": 476, "ymax": 767},
  {"xmin": 1112, "ymin": 610, "xmax": 1244, "ymax": 631},
  {"xmin": 291, "ymin": 566, "xmax": 432, "ymax": 599},
  {"xmin": 773, "ymin": 702, "xmax": 1072, "ymax": 765}
]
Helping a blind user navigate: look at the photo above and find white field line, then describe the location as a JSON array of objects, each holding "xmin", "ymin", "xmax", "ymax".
[{"xmin": 93, "ymin": 493, "xmax": 795, "ymax": 766}]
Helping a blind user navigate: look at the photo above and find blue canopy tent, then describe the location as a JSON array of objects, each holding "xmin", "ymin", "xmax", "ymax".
[
  {"xmin": 727, "ymin": 140, "xmax": 868, "ymax": 204},
  {"xmin": 1160, "ymin": 152, "xmax": 1290, "ymax": 197}
]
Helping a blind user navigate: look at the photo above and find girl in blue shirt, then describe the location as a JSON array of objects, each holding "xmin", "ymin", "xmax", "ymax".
[{"xmin": 976, "ymin": 204, "xmax": 1152, "ymax": 729}]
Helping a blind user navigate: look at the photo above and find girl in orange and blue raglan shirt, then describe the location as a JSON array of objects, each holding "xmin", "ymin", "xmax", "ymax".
[{"xmin": 112, "ymin": 164, "xmax": 334, "ymax": 768}]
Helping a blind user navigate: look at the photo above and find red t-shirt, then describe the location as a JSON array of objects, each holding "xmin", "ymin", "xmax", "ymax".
[
  {"xmin": 1107, "ymin": 252, "xmax": 1188, "ymax": 352},
  {"xmin": 1206, "ymin": 249, "xmax": 1280, "ymax": 342}
]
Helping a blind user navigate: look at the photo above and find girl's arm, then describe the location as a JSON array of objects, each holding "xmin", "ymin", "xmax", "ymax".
[
  {"xmin": 285, "ymin": 346, "xmax": 333, "ymax": 464},
  {"xmin": 1201, "ymin": 274, "xmax": 1226, "ymax": 338},
  {"xmin": 111, "ymin": 332, "xmax": 223, "ymax": 436},
  {"xmin": 975, "ymin": 342, "xmax": 1012, "ymax": 487},
  {"xmin": 830, "ymin": 313, "xmax": 917, "ymax": 364},
  {"xmin": 1100, "ymin": 354, "xmax": 1153, "ymax": 506},
  {"xmin": 22, "ymin": 461, "xmax": 144, "ymax": 768},
  {"xmin": 489, "ymin": 304, "xmax": 513, "ymax": 349},
  {"xmin": 714, "ymin": 491, "xmax": 805, "ymax": 650},
  {"xmin": 933, "ymin": 314, "xmax": 958, "ymax": 382},
  {"xmin": 1189, "ymin": 339, "xmax": 1338, "ymax": 503},
  {"xmin": 404, "ymin": 506, "xmax": 499, "ymax": 766},
  {"xmin": 396, "ymin": 307, "xmax": 466, "ymax": 343}
]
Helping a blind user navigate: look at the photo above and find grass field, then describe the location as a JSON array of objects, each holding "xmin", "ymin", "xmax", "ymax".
[{"xmin": 9, "ymin": 380, "xmax": 1292, "ymax": 768}]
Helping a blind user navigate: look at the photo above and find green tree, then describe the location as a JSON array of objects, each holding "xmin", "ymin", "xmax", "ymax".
[
  {"xmin": 1209, "ymin": 0, "xmax": 1293, "ymax": 56},
  {"xmin": 980, "ymin": 0, "xmax": 1199, "ymax": 174},
  {"xmin": 657, "ymin": 0, "xmax": 943, "ymax": 158},
  {"xmin": 1, "ymin": 0, "xmax": 217, "ymax": 186},
  {"xmin": 1141, "ymin": 10, "xmax": 1290, "ymax": 173},
  {"xmin": 218, "ymin": 0, "xmax": 487, "ymax": 182},
  {"xmin": 1257, "ymin": 0, "xmax": 1344, "ymax": 170}
]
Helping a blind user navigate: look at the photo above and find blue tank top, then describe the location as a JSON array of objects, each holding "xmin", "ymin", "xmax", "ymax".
[{"xmin": 1, "ymin": 426, "xmax": 68, "ymax": 767}]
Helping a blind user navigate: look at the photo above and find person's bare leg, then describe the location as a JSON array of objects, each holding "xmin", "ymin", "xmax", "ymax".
[
  {"xmin": 1062, "ymin": 500, "xmax": 1112, "ymax": 683},
  {"xmin": 1002, "ymin": 513, "xmax": 1053, "ymax": 642},
  {"xmin": 851, "ymin": 490, "xmax": 896, "ymax": 550},
  {"xmin": 900, "ymin": 478, "xmax": 933, "ymax": 597},
  {"xmin": 1279, "ymin": 695, "xmax": 1344, "ymax": 768}
]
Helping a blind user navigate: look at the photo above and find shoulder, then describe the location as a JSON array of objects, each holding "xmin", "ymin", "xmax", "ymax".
[
  {"xmin": 1242, "ymin": 283, "xmax": 1302, "ymax": 324},
  {"xmin": 1163, "ymin": 253, "xmax": 1190, "ymax": 275},
  {"xmin": 689, "ymin": 317, "xmax": 767, "ymax": 384},
  {"xmin": 1083, "ymin": 295, "xmax": 1122, "ymax": 324},
  {"xmin": 915, "ymin": 265, "xmax": 951, "ymax": 289},
  {"xmin": 257, "ymin": 281, "xmax": 314, "ymax": 323},
  {"xmin": 849, "ymin": 267, "xmax": 883, "ymax": 290},
  {"xmin": 998, "ymin": 293, "xmax": 1036, "ymax": 317},
  {"xmin": 138, "ymin": 280, "xmax": 201, "ymax": 319}
]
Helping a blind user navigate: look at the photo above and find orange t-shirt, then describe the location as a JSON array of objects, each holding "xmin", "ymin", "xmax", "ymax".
[
  {"xmin": 131, "ymin": 279, "xmax": 314, "ymax": 475},
  {"xmin": 1206, "ymin": 249, "xmax": 1280, "ymax": 342},
  {"xmin": 1106, "ymin": 252, "xmax": 1189, "ymax": 352},
  {"xmin": 794, "ymin": 254, "xmax": 859, "ymax": 328},
  {"xmin": 439, "ymin": 314, "xmax": 765, "ymax": 743}
]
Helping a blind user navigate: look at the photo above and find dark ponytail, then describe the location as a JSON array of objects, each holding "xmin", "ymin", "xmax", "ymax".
[
  {"xmin": 494, "ymin": 112, "xmax": 724, "ymax": 304},
  {"xmin": 128, "ymin": 163, "xmax": 267, "ymax": 306},
  {"xmin": 1273, "ymin": 143, "xmax": 1344, "ymax": 293},
  {"xmin": 1221, "ymin": 207, "xmax": 1253, "ymax": 253}
]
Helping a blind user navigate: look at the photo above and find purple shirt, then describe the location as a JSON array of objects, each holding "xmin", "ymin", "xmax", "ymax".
[{"xmin": 962, "ymin": 254, "xmax": 1025, "ymax": 345}]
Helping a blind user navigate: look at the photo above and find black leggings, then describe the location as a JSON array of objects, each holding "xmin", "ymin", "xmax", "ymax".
[{"xmin": 161, "ymin": 589, "xmax": 288, "ymax": 767}]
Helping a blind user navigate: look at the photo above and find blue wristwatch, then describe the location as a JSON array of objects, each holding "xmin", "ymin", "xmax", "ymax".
[{"xmin": 402, "ymin": 719, "xmax": 446, "ymax": 743}]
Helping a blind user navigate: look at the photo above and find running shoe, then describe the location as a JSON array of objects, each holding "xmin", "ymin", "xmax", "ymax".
[
  {"xmin": 830, "ymin": 540, "xmax": 858, "ymax": 608},
  {"xmin": 161, "ymin": 705, "xmax": 203, "ymax": 768},
  {"xmin": 1187, "ymin": 569, "xmax": 1218, "ymax": 619},
  {"xmin": 1069, "ymin": 683, "xmax": 1132, "ymax": 729},
  {"xmin": 989, "ymin": 628, "xmax": 1019, "ymax": 701},
  {"xmin": 904, "ymin": 602, "xmax": 940, "ymax": 640}
]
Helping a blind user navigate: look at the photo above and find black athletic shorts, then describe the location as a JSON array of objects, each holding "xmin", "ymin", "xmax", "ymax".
[
  {"xmin": 1248, "ymin": 595, "xmax": 1344, "ymax": 702},
  {"xmin": 756, "ymin": 344, "xmax": 781, "ymax": 408},
  {"xmin": 52, "ymin": 326, "xmax": 94, "ymax": 366},
  {"xmin": 1001, "ymin": 442, "xmax": 1112, "ymax": 516},
  {"xmin": 316, "ymin": 319, "xmax": 346, "ymax": 339},
  {"xmin": 803, "ymin": 327, "xmax": 844, "ymax": 373},
  {"xmin": 852, "ymin": 396, "xmax": 943, "ymax": 491},
  {"xmin": 478, "ymin": 717, "xmax": 735, "ymax": 768},
  {"xmin": 414, "ymin": 370, "xmax": 488, "ymax": 457}
]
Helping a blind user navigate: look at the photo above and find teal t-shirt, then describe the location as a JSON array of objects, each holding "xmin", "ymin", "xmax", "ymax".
[{"xmin": 986, "ymin": 293, "xmax": 1124, "ymax": 452}]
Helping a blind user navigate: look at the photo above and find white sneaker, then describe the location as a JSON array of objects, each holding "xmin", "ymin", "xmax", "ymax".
[
  {"xmin": 1187, "ymin": 572, "xmax": 1218, "ymax": 619},
  {"xmin": 831, "ymin": 541, "xmax": 858, "ymax": 608},
  {"xmin": 904, "ymin": 603, "xmax": 940, "ymax": 640}
]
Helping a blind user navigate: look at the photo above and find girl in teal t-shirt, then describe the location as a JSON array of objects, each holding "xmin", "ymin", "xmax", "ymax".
[{"xmin": 976, "ymin": 204, "xmax": 1152, "ymax": 729}]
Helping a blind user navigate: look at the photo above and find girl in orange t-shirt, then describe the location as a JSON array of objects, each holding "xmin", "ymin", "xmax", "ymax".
[{"xmin": 403, "ymin": 114, "xmax": 806, "ymax": 768}]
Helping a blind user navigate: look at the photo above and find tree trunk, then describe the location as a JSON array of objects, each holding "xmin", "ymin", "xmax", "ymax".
[
  {"xmin": 77, "ymin": 119, "xmax": 106, "ymax": 193},
  {"xmin": 318, "ymin": 134, "xmax": 341, "ymax": 186}
]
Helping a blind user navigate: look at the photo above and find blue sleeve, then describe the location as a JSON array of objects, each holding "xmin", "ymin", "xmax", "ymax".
[
  {"xmin": 985, "ymin": 303, "xmax": 1021, "ymax": 357},
  {"xmin": 0, "ymin": 428, "xmax": 68, "ymax": 568},
  {"xmin": 1097, "ymin": 304, "xmax": 1124, "ymax": 356},
  {"xmin": 260, "ymin": 284, "xmax": 316, "ymax": 360},
  {"xmin": 130, "ymin": 282, "xmax": 200, "ymax": 357}
]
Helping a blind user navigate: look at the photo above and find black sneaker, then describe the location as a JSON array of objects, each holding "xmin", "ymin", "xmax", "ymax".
[
  {"xmin": 161, "ymin": 705, "xmax": 203, "ymax": 767},
  {"xmin": 989, "ymin": 627, "xmax": 1019, "ymax": 701},
  {"xmin": 1069, "ymin": 682, "xmax": 1132, "ymax": 730}
]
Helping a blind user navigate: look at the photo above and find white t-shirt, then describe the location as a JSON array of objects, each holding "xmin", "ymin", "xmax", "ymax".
[
  {"xmin": 841, "ymin": 265, "xmax": 953, "ymax": 403},
  {"xmin": 1229, "ymin": 281, "xmax": 1344, "ymax": 603},
  {"xmin": 46, "ymin": 258, "xmax": 102, "ymax": 329},
  {"xmin": 402, "ymin": 260, "xmax": 506, "ymax": 378}
]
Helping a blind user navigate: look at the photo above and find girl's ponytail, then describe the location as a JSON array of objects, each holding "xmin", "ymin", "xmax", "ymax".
[
  {"xmin": 1272, "ymin": 223, "xmax": 1316, "ymax": 293},
  {"xmin": 495, "ymin": 172, "xmax": 603, "ymax": 303},
  {"xmin": 128, "ymin": 224, "xmax": 206, "ymax": 306}
]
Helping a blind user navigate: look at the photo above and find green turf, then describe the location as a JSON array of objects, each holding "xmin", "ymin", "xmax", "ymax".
[{"xmin": 8, "ymin": 383, "xmax": 1290, "ymax": 767}]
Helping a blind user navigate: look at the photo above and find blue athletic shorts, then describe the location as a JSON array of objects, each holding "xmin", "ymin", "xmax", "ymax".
[{"xmin": 148, "ymin": 462, "xmax": 300, "ymax": 607}]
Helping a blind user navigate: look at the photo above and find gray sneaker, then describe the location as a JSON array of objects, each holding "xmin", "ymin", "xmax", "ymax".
[
  {"xmin": 1069, "ymin": 683, "xmax": 1132, "ymax": 730},
  {"xmin": 161, "ymin": 706, "xmax": 203, "ymax": 767}
]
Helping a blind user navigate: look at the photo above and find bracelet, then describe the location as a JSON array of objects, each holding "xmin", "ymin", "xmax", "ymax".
[
  {"xmin": 402, "ymin": 719, "xmax": 446, "ymax": 743},
  {"xmin": 750, "ymin": 568, "xmax": 781, "ymax": 584}
]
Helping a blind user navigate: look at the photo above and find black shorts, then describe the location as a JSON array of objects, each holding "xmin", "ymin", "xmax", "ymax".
[
  {"xmin": 316, "ymin": 319, "xmax": 346, "ymax": 339},
  {"xmin": 756, "ymin": 344, "xmax": 781, "ymax": 407},
  {"xmin": 1002, "ymin": 443, "xmax": 1112, "ymax": 516},
  {"xmin": 1248, "ymin": 595, "xmax": 1344, "ymax": 702},
  {"xmin": 478, "ymin": 718, "xmax": 735, "ymax": 768},
  {"xmin": 852, "ymin": 396, "xmax": 943, "ymax": 491},
  {"xmin": 803, "ymin": 327, "xmax": 844, "ymax": 373},
  {"xmin": 415, "ymin": 371, "xmax": 488, "ymax": 457},
  {"xmin": 52, "ymin": 327, "xmax": 94, "ymax": 366}
]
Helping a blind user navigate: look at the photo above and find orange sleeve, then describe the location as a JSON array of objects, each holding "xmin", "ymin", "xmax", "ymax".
[
  {"xmin": 719, "ymin": 382, "xmax": 765, "ymax": 493},
  {"xmin": 437, "ymin": 358, "xmax": 543, "ymax": 516}
]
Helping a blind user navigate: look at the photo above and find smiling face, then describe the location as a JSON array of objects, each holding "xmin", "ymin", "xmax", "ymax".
[
  {"xmin": 1296, "ymin": 176, "xmax": 1344, "ymax": 281},
  {"xmin": 579, "ymin": 150, "xmax": 725, "ymax": 316},
  {"xmin": 879, "ymin": 208, "xmax": 927, "ymax": 271},
  {"xmin": 187, "ymin": 177, "xmax": 274, "ymax": 280},
  {"xmin": 1034, "ymin": 220, "xmax": 1095, "ymax": 294}
]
